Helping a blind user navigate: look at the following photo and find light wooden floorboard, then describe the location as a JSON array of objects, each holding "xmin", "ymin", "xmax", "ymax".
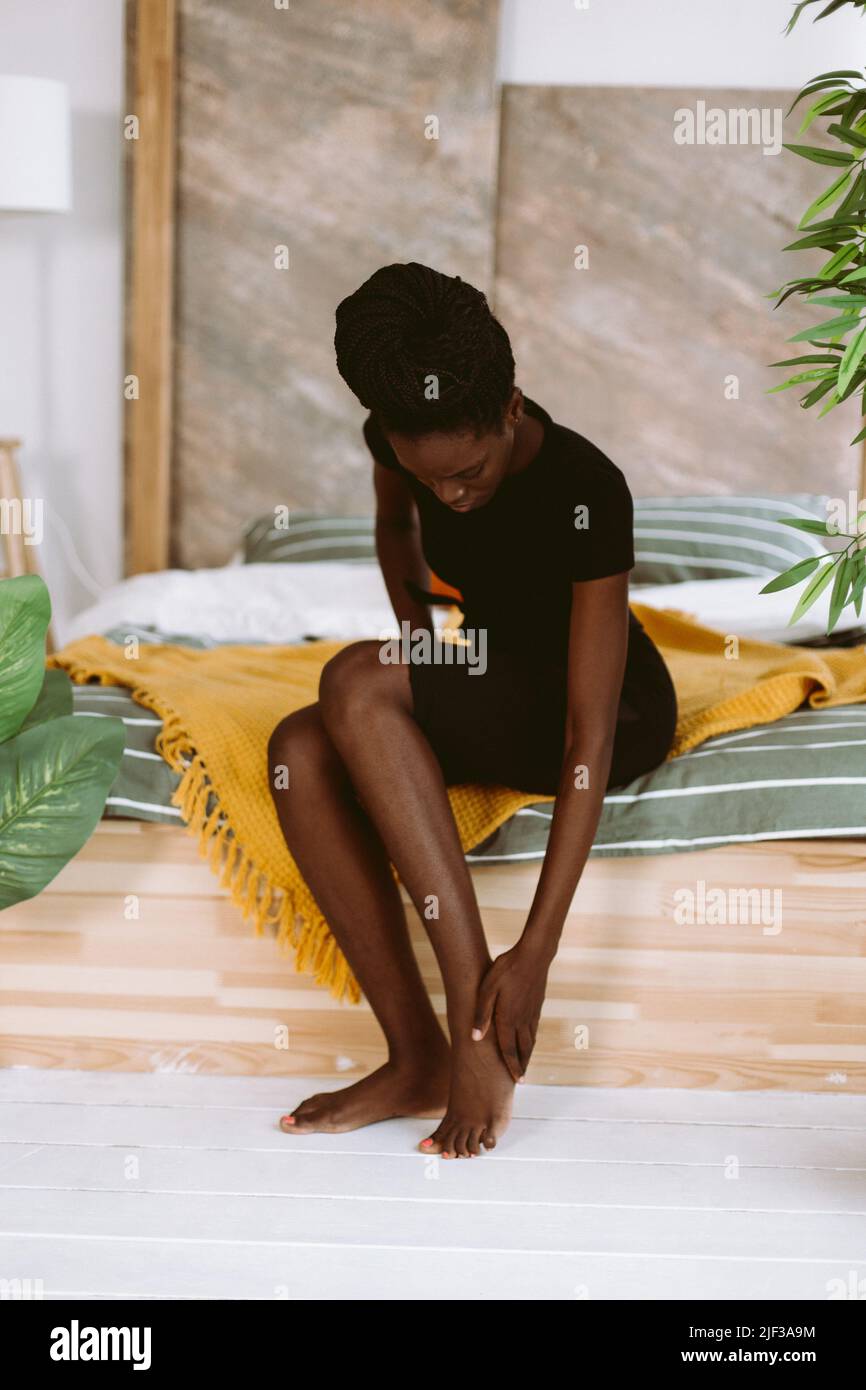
[
  {"xmin": 3, "ymin": 823, "xmax": 865, "ymax": 1089},
  {"xmin": 1, "ymin": 1069, "xmax": 864, "ymax": 1300}
]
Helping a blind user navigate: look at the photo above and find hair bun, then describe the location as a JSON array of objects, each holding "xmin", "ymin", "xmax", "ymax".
[{"xmin": 334, "ymin": 262, "xmax": 514, "ymax": 436}]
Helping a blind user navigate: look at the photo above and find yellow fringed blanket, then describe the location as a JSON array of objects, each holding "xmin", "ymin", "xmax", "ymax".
[{"xmin": 50, "ymin": 604, "xmax": 866, "ymax": 1002}]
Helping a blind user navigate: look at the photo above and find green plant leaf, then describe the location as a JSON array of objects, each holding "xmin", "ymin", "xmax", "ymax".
[
  {"xmin": 828, "ymin": 553, "xmax": 855, "ymax": 632},
  {"xmin": 770, "ymin": 354, "xmax": 847, "ymax": 366},
  {"xmin": 784, "ymin": 143, "xmax": 857, "ymax": 166},
  {"xmin": 816, "ymin": 0, "xmax": 863, "ymax": 23},
  {"xmin": 818, "ymin": 244, "xmax": 862, "ymax": 278},
  {"xmin": 759, "ymin": 557, "xmax": 822, "ymax": 593},
  {"xmin": 850, "ymin": 422, "xmax": 866, "ymax": 443},
  {"xmin": 783, "ymin": 231, "xmax": 852, "ymax": 251},
  {"xmin": 800, "ymin": 168, "xmax": 855, "ymax": 227},
  {"xmin": 801, "ymin": 378, "xmax": 839, "ymax": 406},
  {"xmin": 806, "ymin": 294, "xmax": 866, "ymax": 307},
  {"xmin": 826, "ymin": 122, "xmax": 866, "ymax": 148},
  {"xmin": 768, "ymin": 369, "xmax": 837, "ymax": 392},
  {"xmin": 778, "ymin": 517, "xmax": 833, "ymax": 534},
  {"xmin": 851, "ymin": 558, "xmax": 866, "ymax": 615},
  {"xmin": 0, "ymin": 574, "xmax": 51, "ymax": 744},
  {"xmin": 19, "ymin": 669, "xmax": 73, "ymax": 732},
  {"xmin": 840, "ymin": 91, "xmax": 866, "ymax": 126},
  {"xmin": 0, "ymin": 713, "xmax": 125, "ymax": 909},
  {"xmin": 838, "ymin": 323, "xmax": 866, "ymax": 391},
  {"xmin": 774, "ymin": 280, "xmax": 839, "ymax": 309},
  {"xmin": 788, "ymin": 559, "xmax": 838, "ymax": 624},
  {"xmin": 789, "ymin": 312, "xmax": 863, "ymax": 341},
  {"xmin": 788, "ymin": 72, "xmax": 862, "ymax": 109},
  {"xmin": 787, "ymin": 3, "xmax": 826, "ymax": 36},
  {"xmin": 841, "ymin": 267, "xmax": 866, "ymax": 282},
  {"xmin": 800, "ymin": 91, "xmax": 851, "ymax": 132},
  {"xmin": 832, "ymin": 166, "xmax": 866, "ymax": 216}
]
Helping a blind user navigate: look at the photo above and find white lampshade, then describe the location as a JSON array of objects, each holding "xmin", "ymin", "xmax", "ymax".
[{"xmin": 0, "ymin": 75, "xmax": 71, "ymax": 212}]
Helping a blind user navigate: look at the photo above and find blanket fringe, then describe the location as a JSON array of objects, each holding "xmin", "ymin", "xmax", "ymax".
[
  {"xmin": 56, "ymin": 664, "xmax": 362, "ymax": 1004},
  {"xmin": 173, "ymin": 746, "xmax": 362, "ymax": 1004}
]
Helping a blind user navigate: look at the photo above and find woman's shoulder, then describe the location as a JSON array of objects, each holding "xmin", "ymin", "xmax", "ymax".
[{"xmin": 533, "ymin": 402, "xmax": 632, "ymax": 509}]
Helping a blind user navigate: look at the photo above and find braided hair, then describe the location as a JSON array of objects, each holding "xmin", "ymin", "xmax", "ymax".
[{"xmin": 334, "ymin": 262, "xmax": 515, "ymax": 438}]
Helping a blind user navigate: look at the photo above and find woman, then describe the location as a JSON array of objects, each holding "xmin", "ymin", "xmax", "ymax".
[{"xmin": 268, "ymin": 262, "xmax": 677, "ymax": 1158}]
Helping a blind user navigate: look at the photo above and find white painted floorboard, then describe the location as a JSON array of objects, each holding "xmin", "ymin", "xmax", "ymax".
[{"xmin": 1, "ymin": 1069, "xmax": 864, "ymax": 1301}]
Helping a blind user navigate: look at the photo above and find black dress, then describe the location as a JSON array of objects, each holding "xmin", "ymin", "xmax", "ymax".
[{"xmin": 364, "ymin": 396, "xmax": 678, "ymax": 794}]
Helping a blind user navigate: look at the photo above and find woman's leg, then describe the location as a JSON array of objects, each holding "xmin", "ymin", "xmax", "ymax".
[
  {"xmin": 268, "ymin": 703, "xmax": 450, "ymax": 1133},
  {"xmin": 315, "ymin": 641, "xmax": 516, "ymax": 1158}
]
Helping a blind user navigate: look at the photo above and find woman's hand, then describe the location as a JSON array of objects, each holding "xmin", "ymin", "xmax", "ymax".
[{"xmin": 471, "ymin": 940, "xmax": 552, "ymax": 1083}]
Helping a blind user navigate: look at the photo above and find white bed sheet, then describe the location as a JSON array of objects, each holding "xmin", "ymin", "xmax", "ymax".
[{"xmin": 61, "ymin": 563, "xmax": 853, "ymax": 648}]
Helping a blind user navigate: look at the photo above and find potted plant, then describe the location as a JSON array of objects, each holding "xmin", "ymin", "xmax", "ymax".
[
  {"xmin": 766, "ymin": 0, "xmax": 866, "ymax": 630},
  {"xmin": 0, "ymin": 574, "xmax": 124, "ymax": 908}
]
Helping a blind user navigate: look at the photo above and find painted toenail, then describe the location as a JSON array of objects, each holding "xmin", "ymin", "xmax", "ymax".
[
  {"xmin": 421, "ymin": 1139, "xmax": 433, "ymax": 1148},
  {"xmin": 471, "ymin": 1029, "xmax": 482, "ymax": 1040},
  {"xmin": 281, "ymin": 1115, "xmax": 295, "ymax": 1124}
]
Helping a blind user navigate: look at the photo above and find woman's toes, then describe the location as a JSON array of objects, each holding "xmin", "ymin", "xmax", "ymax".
[
  {"xmin": 481, "ymin": 1127, "xmax": 497, "ymax": 1150},
  {"xmin": 419, "ymin": 1127, "xmax": 446, "ymax": 1155},
  {"xmin": 441, "ymin": 1131, "xmax": 459, "ymax": 1158},
  {"xmin": 455, "ymin": 1129, "xmax": 472, "ymax": 1158},
  {"xmin": 467, "ymin": 1129, "xmax": 482, "ymax": 1156}
]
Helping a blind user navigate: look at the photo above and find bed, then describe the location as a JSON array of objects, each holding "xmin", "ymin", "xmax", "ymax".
[{"xmin": 3, "ymin": 500, "xmax": 865, "ymax": 1091}]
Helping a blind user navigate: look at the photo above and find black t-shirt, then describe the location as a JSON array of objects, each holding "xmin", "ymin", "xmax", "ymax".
[{"xmin": 364, "ymin": 395, "xmax": 635, "ymax": 659}]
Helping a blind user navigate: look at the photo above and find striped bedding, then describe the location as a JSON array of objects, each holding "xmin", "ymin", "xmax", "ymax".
[
  {"xmin": 241, "ymin": 496, "xmax": 833, "ymax": 585},
  {"xmin": 74, "ymin": 683, "xmax": 866, "ymax": 859}
]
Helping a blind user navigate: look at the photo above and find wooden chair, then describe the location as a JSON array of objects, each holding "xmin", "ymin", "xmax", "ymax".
[{"xmin": 0, "ymin": 436, "xmax": 55, "ymax": 651}]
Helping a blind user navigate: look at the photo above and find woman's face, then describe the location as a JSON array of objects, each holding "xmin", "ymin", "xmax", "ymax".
[{"xmin": 384, "ymin": 389, "xmax": 523, "ymax": 513}]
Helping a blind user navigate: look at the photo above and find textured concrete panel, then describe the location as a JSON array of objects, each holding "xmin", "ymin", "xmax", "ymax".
[
  {"xmin": 494, "ymin": 86, "xmax": 860, "ymax": 499},
  {"xmin": 170, "ymin": 0, "xmax": 500, "ymax": 567}
]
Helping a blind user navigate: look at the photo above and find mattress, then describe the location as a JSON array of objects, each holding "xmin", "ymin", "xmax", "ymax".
[{"xmin": 72, "ymin": 682, "xmax": 866, "ymax": 860}]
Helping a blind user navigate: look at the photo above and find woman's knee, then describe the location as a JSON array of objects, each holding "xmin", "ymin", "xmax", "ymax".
[
  {"xmin": 267, "ymin": 703, "xmax": 336, "ymax": 795},
  {"xmin": 318, "ymin": 639, "xmax": 409, "ymax": 732}
]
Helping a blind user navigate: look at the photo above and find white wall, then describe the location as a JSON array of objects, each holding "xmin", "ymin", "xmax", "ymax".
[
  {"xmin": 498, "ymin": 0, "xmax": 866, "ymax": 87},
  {"xmin": 1, "ymin": 0, "xmax": 864, "ymax": 640},
  {"xmin": 0, "ymin": 0, "xmax": 124, "ymax": 640}
]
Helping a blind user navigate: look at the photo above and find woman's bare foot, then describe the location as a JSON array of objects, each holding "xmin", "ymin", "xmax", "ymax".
[
  {"xmin": 280, "ymin": 1045, "xmax": 450, "ymax": 1135},
  {"xmin": 419, "ymin": 1032, "xmax": 515, "ymax": 1158}
]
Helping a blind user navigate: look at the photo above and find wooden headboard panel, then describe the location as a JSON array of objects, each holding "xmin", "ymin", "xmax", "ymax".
[{"xmin": 124, "ymin": 2, "xmax": 866, "ymax": 575}]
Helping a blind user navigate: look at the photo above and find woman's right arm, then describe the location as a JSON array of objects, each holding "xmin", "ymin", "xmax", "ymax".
[{"xmin": 373, "ymin": 460, "xmax": 433, "ymax": 635}]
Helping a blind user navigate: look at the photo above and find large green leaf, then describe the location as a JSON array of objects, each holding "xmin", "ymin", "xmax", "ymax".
[
  {"xmin": 0, "ymin": 575, "xmax": 51, "ymax": 744},
  {"xmin": 0, "ymin": 714, "xmax": 125, "ymax": 909},
  {"xmin": 20, "ymin": 669, "xmax": 73, "ymax": 732}
]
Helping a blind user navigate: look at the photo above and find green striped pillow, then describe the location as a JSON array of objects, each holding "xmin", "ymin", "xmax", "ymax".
[
  {"xmin": 631, "ymin": 494, "xmax": 832, "ymax": 585},
  {"xmin": 242, "ymin": 512, "xmax": 376, "ymax": 564},
  {"xmin": 241, "ymin": 497, "xmax": 833, "ymax": 584}
]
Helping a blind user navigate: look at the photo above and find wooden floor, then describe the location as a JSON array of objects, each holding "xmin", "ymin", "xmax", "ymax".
[
  {"xmin": 1, "ymin": 821, "xmax": 865, "ymax": 1090},
  {"xmin": 1, "ymin": 1068, "xmax": 864, "ymax": 1300}
]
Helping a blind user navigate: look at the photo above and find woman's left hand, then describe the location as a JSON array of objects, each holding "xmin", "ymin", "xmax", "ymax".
[{"xmin": 471, "ymin": 940, "xmax": 551, "ymax": 1083}]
